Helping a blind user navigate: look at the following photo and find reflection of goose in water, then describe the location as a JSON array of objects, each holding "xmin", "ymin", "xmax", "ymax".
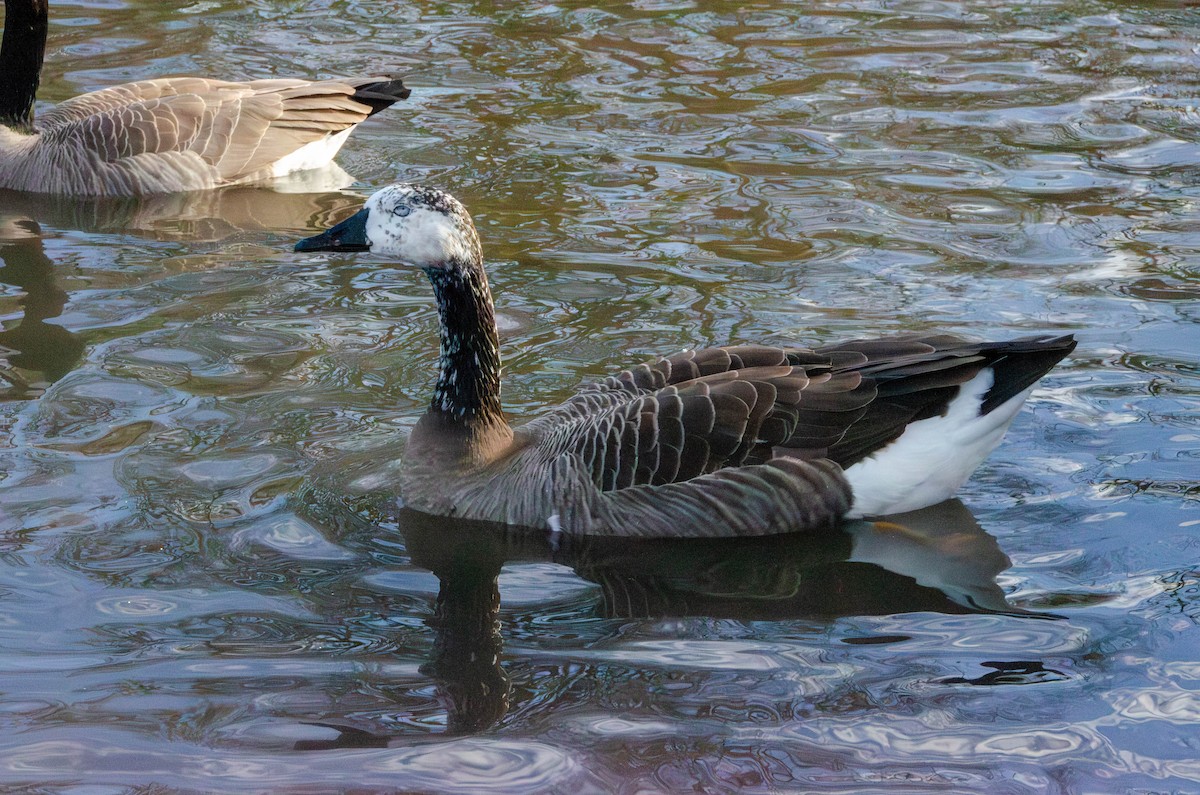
[
  {"xmin": 0, "ymin": 186, "xmax": 372, "ymax": 393},
  {"xmin": 295, "ymin": 184, "xmax": 1076, "ymax": 537},
  {"xmin": 0, "ymin": 218, "xmax": 82, "ymax": 395},
  {"xmin": 398, "ymin": 498, "xmax": 1040, "ymax": 622},
  {"xmin": 0, "ymin": 0, "xmax": 409, "ymax": 196},
  {"xmin": 0, "ymin": 181, "xmax": 364, "ymax": 243},
  {"xmin": 293, "ymin": 495, "xmax": 1051, "ymax": 743},
  {"xmin": 564, "ymin": 499, "xmax": 1034, "ymax": 620}
]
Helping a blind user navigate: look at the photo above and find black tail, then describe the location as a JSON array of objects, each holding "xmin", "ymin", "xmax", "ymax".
[
  {"xmin": 978, "ymin": 334, "xmax": 1076, "ymax": 414},
  {"xmin": 352, "ymin": 78, "xmax": 411, "ymax": 117},
  {"xmin": 822, "ymin": 333, "xmax": 1076, "ymax": 467}
]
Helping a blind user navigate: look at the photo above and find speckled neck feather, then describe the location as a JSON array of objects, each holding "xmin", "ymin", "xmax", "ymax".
[
  {"xmin": 426, "ymin": 259, "xmax": 504, "ymax": 430},
  {"xmin": 0, "ymin": 0, "xmax": 48, "ymax": 132}
]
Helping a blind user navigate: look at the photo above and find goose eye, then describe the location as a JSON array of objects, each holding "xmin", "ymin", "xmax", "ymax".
[{"xmin": 392, "ymin": 205, "xmax": 412, "ymax": 218}]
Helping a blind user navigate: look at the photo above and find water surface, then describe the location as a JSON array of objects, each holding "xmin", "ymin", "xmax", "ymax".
[{"xmin": 1, "ymin": 0, "xmax": 1198, "ymax": 792}]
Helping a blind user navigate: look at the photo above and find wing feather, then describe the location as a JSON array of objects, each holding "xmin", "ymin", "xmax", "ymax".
[
  {"xmin": 521, "ymin": 347, "xmax": 872, "ymax": 494},
  {"xmin": 30, "ymin": 76, "xmax": 409, "ymax": 193},
  {"xmin": 584, "ymin": 458, "xmax": 851, "ymax": 537}
]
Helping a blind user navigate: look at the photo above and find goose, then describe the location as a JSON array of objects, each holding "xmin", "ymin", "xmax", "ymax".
[
  {"xmin": 0, "ymin": 0, "xmax": 409, "ymax": 196},
  {"xmin": 295, "ymin": 184, "xmax": 1077, "ymax": 538}
]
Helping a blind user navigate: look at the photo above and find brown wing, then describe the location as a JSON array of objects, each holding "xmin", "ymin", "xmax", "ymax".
[
  {"xmin": 591, "ymin": 345, "xmax": 825, "ymax": 394},
  {"xmin": 37, "ymin": 77, "xmax": 408, "ymax": 183},
  {"xmin": 521, "ymin": 345, "xmax": 877, "ymax": 491},
  {"xmin": 579, "ymin": 457, "xmax": 852, "ymax": 538},
  {"xmin": 524, "ymin": 334, "xmax": 1076, "ymax": 489},
  {"xmin": 36, "ymin": 78, "xmax": 235, "ymax": 128}
]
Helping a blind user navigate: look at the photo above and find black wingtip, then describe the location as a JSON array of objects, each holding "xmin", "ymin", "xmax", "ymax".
[
  {"xmin": 354, "ymin": 78, "xmax": 412, "ymax": 116},
  {"xmin": 979, "ymin": 333, "xmax": 1077, "ymax": 415}
]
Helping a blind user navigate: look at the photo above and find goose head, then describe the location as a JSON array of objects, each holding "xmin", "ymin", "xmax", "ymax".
[
  {"xmin": 294, "ymin": 182, "xmax": 505, "ymax": 435},
  {"xmin": 295, "ymin": 183, "xmax": 482, "ymax": 271}
]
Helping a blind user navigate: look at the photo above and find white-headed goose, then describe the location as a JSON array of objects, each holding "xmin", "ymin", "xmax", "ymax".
[
  {"xmin": 295, "ymin": 184, "xmax": 1076, "ymax": 538},
  {"xmin": 0, "ymin": 0, "xmax": 409, "ymax": 196}
]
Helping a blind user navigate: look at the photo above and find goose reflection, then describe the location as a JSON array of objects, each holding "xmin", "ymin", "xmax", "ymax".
[
  {"xmin": 0, "ymin": 179, "xmax": 367, "ymax": 393},
  {"xmin": 0, "ymin": 170, "xmax": 358, "ymax": 242},
  {"xmin": 298, "ymin": 497, "xmax": 1050, "ymax": 746},
  {"xmin": 563, "ymin": 499, "xmax": 1028, "ymax": 620},
  {"xmin": 0, "ymin": 219, "xmax": 83, "ymax": 395}
]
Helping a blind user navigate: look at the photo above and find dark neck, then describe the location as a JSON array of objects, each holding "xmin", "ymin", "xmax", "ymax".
[
  {"xmin": 425, "ymin": 261, "xmax": 504, "ymax": 429},
  {"xmin": 0, "ymin": 0, "xmax": 48, "ymax": 131}
]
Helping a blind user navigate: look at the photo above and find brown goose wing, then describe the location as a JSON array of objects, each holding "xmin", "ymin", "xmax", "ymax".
[
  {"xmin": 587, "ymin": 344, "xmax": 829, "ymax": 394},
  {"xmin": 37, "ymin": 77, "xmax": 409, "ymax": 185},
  {"xmin": 576, "ymin": 457, "xmax": 852, "ymax": 538},
  {"xmin": 522, "ymin": 346, "xmax": 877, "ymax": 491},
  {"xmin": 36, "ymin": 78, "xmax": 238, "ymax": 128}
]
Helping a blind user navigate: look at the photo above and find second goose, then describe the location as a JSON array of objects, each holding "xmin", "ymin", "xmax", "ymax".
[
  {"xmin": 0, "ymin": 0, "xmax": 409, "ymax": 196},
  {"xmin": 295, "ymin": 184, "xmax": 1076, "ymax": 538}
]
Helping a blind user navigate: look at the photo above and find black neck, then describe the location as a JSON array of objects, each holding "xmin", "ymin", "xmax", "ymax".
[
  {"xmin": 0, "ymin": 0, "xmax": 48, "ymax": 131},
  {"xmin": 425, "ymin": 261, "xmax": 504, "ymax": 428}
]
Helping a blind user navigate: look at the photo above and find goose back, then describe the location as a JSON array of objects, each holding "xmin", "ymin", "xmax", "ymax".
[
  {"xmin": 398, "ymin": 335, "xmax": 1075, "ymax": 537},
  {"xmin": 0, "ymin": 77, "xmax": 409, "ymax": 195}
]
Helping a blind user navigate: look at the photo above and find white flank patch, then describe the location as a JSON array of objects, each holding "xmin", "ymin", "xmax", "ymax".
[
  {"xmin": 844, "ymin": 369, "xmax": 1035, "ymax": 517},
  {"xmin": 270, "ymin": 128, "xmax": 354, "ymax": 177}
]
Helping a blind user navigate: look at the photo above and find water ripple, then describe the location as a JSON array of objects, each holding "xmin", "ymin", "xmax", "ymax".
[{"xmin": 0, "ymin": 0, "xmax": 1197, "ymax": 791}]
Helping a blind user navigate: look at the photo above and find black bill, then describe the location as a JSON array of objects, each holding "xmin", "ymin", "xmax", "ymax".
[{"xmin": 295, "ymin": 208, "xmax": 371, "ymax": 252}]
